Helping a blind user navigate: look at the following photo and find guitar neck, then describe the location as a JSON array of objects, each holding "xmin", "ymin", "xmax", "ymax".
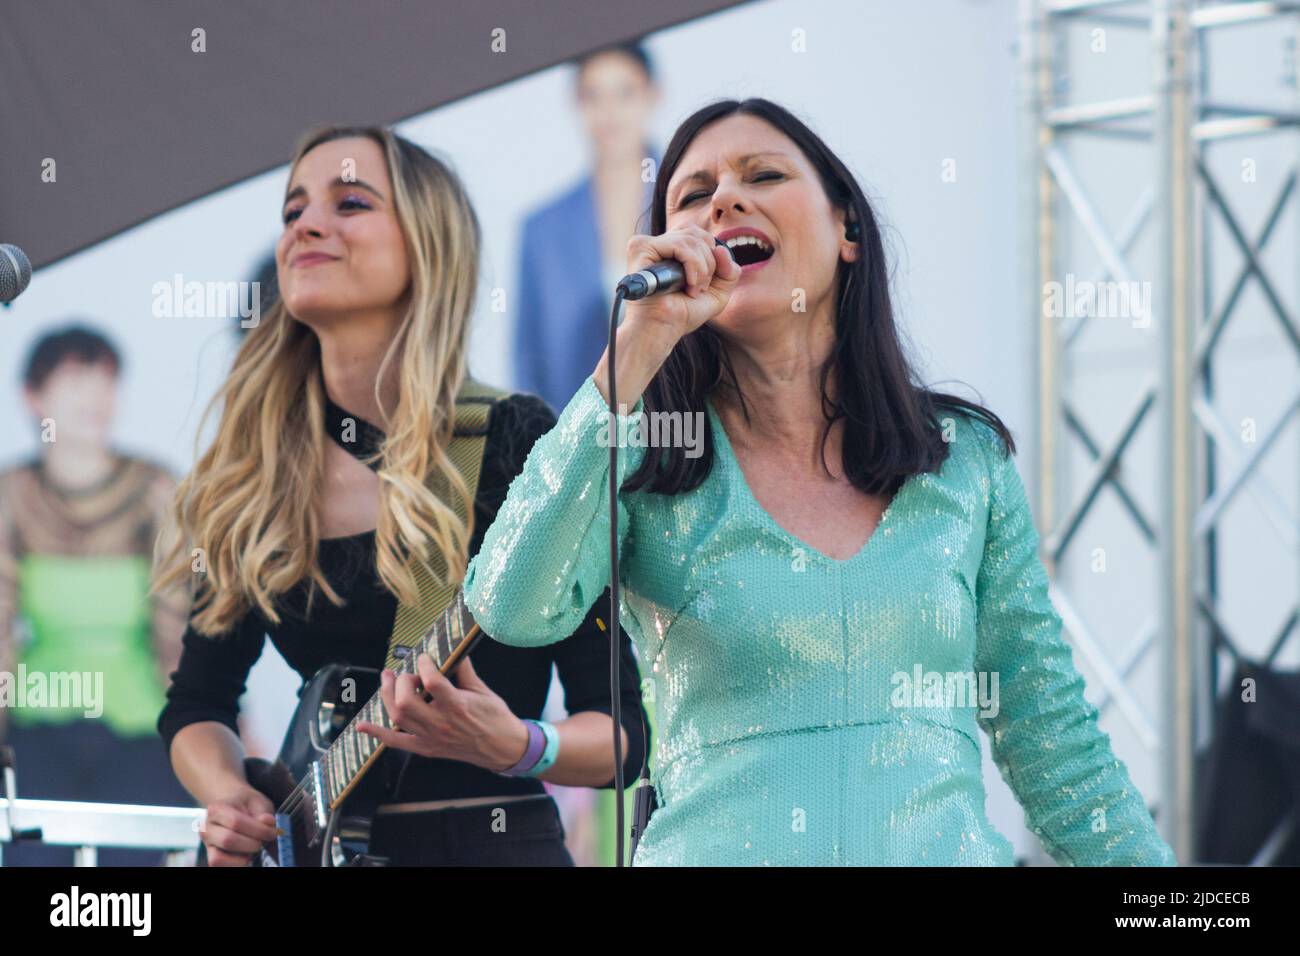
[{"xmin": 300, "ymin": 589, "xmax": 481, "ymax": 813}]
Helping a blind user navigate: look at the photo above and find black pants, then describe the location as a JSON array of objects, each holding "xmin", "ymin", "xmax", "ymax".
[{"xmin": 368, "ymin": 794, "xmax": 575, "ymax": 866}]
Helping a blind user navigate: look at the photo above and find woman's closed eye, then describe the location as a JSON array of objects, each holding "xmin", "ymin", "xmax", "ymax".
[
  {"xmin": 282, "ymin": 194, "xmax": 373, "ymax": 225},
  {"xmin": 675, "ymin": 170, "xmax": 785, "ymax": 209}
]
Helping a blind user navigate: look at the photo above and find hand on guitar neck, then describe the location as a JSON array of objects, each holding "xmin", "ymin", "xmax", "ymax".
[{"xmin": 355, "ymin": 653, "xmax": 530, "ymax": 772}]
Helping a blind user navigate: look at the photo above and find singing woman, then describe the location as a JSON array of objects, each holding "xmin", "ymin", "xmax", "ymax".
[
  {"xmin": 154, "ymin": 125, "xmax": 646, "ymax": 866},
  {"xmin": 463, "ymin": 98, "xmax": 1177, "ymax": 866}
]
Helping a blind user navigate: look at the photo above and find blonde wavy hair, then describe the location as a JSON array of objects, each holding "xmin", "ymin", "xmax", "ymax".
[{"xmin": 153, "ymin": 125, "xmax": 481, "ymax": 636}]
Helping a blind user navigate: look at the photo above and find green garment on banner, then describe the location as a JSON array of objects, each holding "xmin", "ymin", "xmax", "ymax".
[{"xmin": 10, "ymin": 554, "xmax": 165, "ymax": 738}]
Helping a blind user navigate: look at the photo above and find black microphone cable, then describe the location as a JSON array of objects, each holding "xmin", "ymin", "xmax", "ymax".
[
  {"xmin": 608, "ymin": 285, "xmax": 628, "ymax": 867},
  {"xmin": 607, "ymin": 285, "xmax": 659, "ymax": 868},
  {"xmin": 607, "ymin": 238, "xmax": 734, "ymax": 866}
]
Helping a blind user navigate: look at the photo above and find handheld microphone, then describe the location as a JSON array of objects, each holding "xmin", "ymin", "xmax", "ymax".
[
  {"xmin": 0, "ymin": 245, "xmax": 32, "ymax": 304},
  {"xmin": 614, "ymin": 237, "xmax": 735, "ymax": 301}
]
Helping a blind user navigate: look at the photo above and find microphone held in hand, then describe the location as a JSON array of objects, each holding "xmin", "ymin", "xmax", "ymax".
[{"xmin": 615, "ymin": 236, "xmax": 736, "ymax": 301}]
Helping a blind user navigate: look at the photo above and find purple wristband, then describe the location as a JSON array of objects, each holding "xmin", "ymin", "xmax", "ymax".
[{"xmin": 498, "ymin": 719, "xmax": 546, "ymax": 777}]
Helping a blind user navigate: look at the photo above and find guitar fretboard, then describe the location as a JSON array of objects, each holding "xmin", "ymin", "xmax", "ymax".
[{"xmin": 311, "ymin": 589, "xmax": 479, "ymax": 810}]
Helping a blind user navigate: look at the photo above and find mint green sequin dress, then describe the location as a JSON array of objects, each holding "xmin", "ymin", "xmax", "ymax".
[{"xmin": 464, "ymin": 375, "xmax": 1176, "ymax": 866}]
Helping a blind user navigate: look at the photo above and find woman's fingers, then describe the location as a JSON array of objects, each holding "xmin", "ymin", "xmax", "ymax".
[
  {"xmin": 626, "ymin": 226, "xmax": 723, "ymax": 295},
  {"xmin": 388, "ymin": 669, "xmax": 427, "ymax": 730},
  {"xmin": 712, "ymin": 239, "xmax": 742, "ymax": 284},
  {"xmin": 354, "ymin": 719, "xmax": 427, "ymax": 755},
  {"xmin": 372, "ymin": 666, "xmax": 447, "ymax": 742},
  {"xmin": 355, "ymin": 659, "xmax": 490, "ymax": 761},
  {"xmin": 202, "ymin": 805, "xmax": 275, "ymax": 861},
  {"xmin": 207, "ymin": 800, "xmax": 277, "ymax": 844},
  {"xmin": 682, "ymin": 227, "xmax": 718, "ymax": 295},
  {"xmin": 205, "ymin": 822, "xmax": 266, "ymax": 858},
  {"xmin": 701, "ymin": 241, "xmax": 741, "ymax": 310},
  {"xmin": 415, "ymin": 653, "xmax": 454, "ymax": 699}
]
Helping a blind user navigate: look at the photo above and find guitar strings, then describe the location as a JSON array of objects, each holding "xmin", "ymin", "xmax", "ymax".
[{"xmin": 268, "ymin": 599, "xmax": 472, "ymax": 838}]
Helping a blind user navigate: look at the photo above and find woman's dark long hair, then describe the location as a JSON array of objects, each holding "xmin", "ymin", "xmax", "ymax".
[{"xmin": 623, "ymin": 98, "xmax": 1015, "ymax": 496}]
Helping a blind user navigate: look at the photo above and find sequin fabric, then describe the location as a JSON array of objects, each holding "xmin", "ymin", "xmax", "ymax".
[{"xmin": 464, "ymin": 374, "xmax": 1177, "ymax": 867}]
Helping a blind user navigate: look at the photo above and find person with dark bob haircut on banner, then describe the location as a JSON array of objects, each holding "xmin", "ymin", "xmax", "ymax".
[{"xmin": 0, "ymin": 325, "xmax": 193, "ymax": 866}]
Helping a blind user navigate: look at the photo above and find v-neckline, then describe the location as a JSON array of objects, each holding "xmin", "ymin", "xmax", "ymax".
[{"xmin": 705, "ymin": 397, "xmax": 918, "ymax": 566}]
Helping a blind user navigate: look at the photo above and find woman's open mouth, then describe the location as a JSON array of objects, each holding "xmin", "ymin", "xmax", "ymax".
[{"xmin": 718, "ymin": 229, "xmax": 776, "ymax": 272}]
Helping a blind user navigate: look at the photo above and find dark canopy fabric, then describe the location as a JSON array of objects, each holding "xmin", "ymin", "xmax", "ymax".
[{"xmin": 1, "ymin": 0, "xmax": 749, "ymax": 269}]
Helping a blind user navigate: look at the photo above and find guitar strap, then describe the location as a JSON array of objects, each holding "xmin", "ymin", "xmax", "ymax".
[{"xmin": 382, "ymin": 378, "xmax": 509, "ymax": 672}]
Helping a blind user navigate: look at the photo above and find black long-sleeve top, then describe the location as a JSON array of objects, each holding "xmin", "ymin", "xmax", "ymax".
[{"xmin": 157, "ymin": 390, "xmax": 648, "ymax": 801}]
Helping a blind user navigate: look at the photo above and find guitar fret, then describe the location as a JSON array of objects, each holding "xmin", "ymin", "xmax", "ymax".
[
  {"xmin": 357, "ymin": 704, "xmax": 371, "ymax": 752},
  {"xmin": 334, "ymin": 741, "xmax": 348, "ymax": 793},
  {"xmin": 436, "ymin": 608, "xmax": 452, "ymax": 666},
  {"xmin": 344, "ymin": 729, "xmax": 359, "ymax": 775},
  {"xmin": 457, "ymin": 597, "xmax": 476, "ymax": 643},
  {"xmin": 449, "ymin": 602, "xmax": 463, "ymax": 652}
]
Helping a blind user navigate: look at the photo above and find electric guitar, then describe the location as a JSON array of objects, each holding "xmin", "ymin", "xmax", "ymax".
[{"xmin": 198, "ymin": 589, "xmax": 483, "ymax": 867}]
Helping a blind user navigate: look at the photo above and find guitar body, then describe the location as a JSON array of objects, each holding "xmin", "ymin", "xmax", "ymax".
[
  {"xmin": 194, "ymin": 593, "xmax": 483, "ymax": 868},
  {"xmin": 198, "ymin": 665, "xmax": 390, "ymax": 867}
]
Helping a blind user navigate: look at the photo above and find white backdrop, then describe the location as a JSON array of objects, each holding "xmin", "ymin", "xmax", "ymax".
[{"xmin": 10, "ymin": 0, "xmax": 1277, "ymax": 860}]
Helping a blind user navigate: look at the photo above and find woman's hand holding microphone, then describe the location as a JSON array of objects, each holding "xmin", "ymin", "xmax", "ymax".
[{"xmin": 593, "ymin": 225, "xmax": 740, "ymax": 410}]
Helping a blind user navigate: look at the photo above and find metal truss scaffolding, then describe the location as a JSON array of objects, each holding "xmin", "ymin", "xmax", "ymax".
[{"xmin": 1019, "ymin": 0, "xmax": 1300, "ymax": 865}]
